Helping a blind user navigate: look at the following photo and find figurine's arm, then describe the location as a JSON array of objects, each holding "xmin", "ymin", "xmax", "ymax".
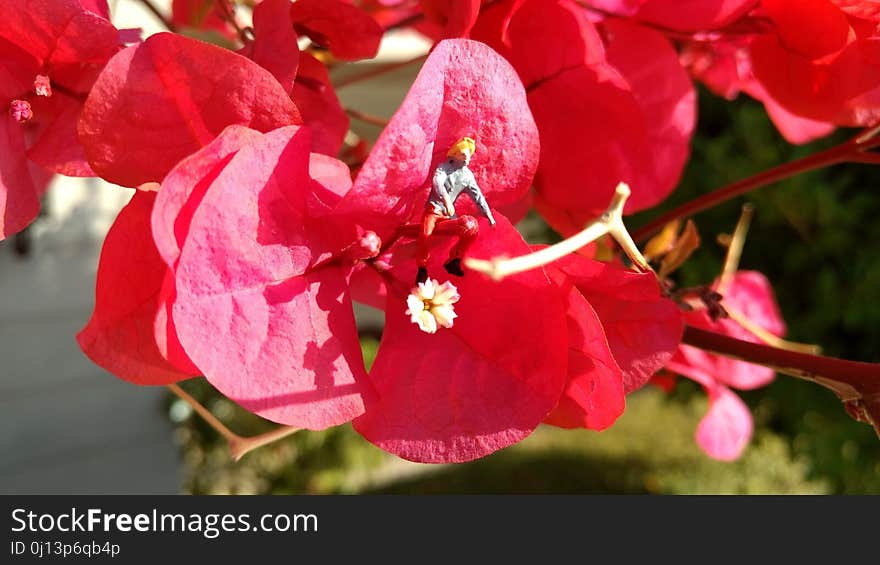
[
  {"xmin": 432, "ymin": 169, "xmax": 456, "ymax": 217},
  {"xmin": 466, "ymin": 178, "xmax": 496, "ymax": 226}
]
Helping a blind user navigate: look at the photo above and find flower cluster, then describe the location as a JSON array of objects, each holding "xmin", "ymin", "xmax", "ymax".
[{"xmin": 3, "ymin": 0, "xmax": 877, "ymax": 463}]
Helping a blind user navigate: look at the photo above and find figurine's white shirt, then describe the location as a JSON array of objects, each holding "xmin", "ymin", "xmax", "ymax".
[{"xmin": 428, "ymin": 158, "xmax": 494, "ymax": 223}]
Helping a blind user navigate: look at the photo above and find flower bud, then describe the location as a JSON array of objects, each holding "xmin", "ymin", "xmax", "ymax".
[{"xmin": 10, "ymin": 100, "xmax": 33, "ymax": 123}]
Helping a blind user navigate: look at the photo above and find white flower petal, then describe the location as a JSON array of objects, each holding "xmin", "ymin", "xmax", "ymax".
[
  {"xmin": 431, "ymin": 305, "xmax": 458, "ymax": 328},
  {"xmin": 406, "ymin": 294, "xmax": 425, "ymax": 319},
  {"xmin": 417, "ymin": 280, "xmax": 436, "ymax": 300},
  {"xmin": 433, "ymin": 282, "xmax": 460, "ymax": 305},
  {"xmin": 416, "ymin": 310, "xmax": 438, "ymax": 334},
  {"xmin": 405, "ymin": 278, "xmax": 461, "ymax": 333}
]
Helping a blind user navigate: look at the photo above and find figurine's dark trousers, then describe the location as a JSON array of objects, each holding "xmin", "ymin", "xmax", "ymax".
[{"xmin": 415, "ymin": 208, "xmax": 479, "ymax": 268}]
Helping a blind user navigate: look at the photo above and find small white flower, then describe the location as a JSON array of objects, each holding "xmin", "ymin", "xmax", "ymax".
[{"xmin": 405, "ymin": 278, "xmax": 461, "ymax": 334}]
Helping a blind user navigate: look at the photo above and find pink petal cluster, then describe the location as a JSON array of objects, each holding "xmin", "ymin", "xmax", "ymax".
[
  {"xmin": 471, "ymin": 0, "xmax": 696, "ymax": 234},
  {"xmin": 678, "ymin": 0, "xmax": 880, "ymax": 142},
  {"xmin": 77, "ymin": 35, "xmax": 684, "ymax": 463},
  {"xmin": 0, "ymin": 0, "xmax": 861, "ymax": 470},
  {"xmin": 0, "ymin": 0, "xmax": 119, "ymax": 239},
  {"xmin": 666, "ymin": 271, "xmax": 786, "ymax": 460}
]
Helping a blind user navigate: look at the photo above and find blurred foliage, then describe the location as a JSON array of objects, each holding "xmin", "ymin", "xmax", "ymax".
[
  {"xmin": 631, "ymin": 87, "xmax": 880, "ymax": 493},
  {"xmin": 171, "ymin": 341, "xmax": 826, "ymax": 494},
  {"xmin": 168, "ymin": 87, "xmax": 879, "ymax": 494}
]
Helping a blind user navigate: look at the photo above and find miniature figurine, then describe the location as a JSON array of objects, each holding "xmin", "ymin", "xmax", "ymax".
[{"xmin": 415, "ymin": 137, "xmax": 496, "ymax": 284}]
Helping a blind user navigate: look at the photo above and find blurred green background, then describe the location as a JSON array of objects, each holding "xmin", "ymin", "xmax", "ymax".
[{"xmin": 166, "ymin": 86, "xmax": 880, "ymax": 494}]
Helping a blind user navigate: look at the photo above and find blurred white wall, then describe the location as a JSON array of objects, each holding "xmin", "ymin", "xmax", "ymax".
[{"xmin": 42, "ymin": 0, "xmax": 429, "ymax": 244}]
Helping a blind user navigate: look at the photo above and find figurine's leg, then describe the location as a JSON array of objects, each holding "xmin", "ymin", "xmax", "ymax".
[
  {"xmin": 415, "ymin": 211, "xmax": 441, "ymax": 284},
  {"xmin": 431, "ymin": 215, "xmax": 478, "ymax": 276},
  {"xmin": 397, "ymin": 222, "xmax": 423, "ymax": 239}
]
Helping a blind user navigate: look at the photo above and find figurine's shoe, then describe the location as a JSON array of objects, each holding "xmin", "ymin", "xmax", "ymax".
[
  {"xmin": 443, "ymin": 258, "xmax": 464, "ymax": 277},
  {"xmin": 415, "ymin": 267, "xmax": 428, "ymax": 285}
]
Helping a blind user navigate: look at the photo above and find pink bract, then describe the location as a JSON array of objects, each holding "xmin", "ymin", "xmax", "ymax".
[
  {"xmin": 696, "ymin": 382, "xmax": 754, "ymax": 461},
  {"xmin": 472, "ymin": 0, "xmax": 695, "ymax": 230},
  {"xmin": 340, "ymin": 38, "xmax": 571, "ymax": 461},
  {"xmin": 420, "ymin": 0, "xmax": 482, "ymax": 39},
  {"xmin": 668, "ymin": 271, "xmax": 785, "ymax": 391},
  {"xmin": 543, "ymin": 263, "xmax": 626, "ymax": 431},
  {"xmin": 353, "ymin": 217, "xmax": 569, "ymax": 463},
  {"xmin": 289, "ymin": 0, "xmax": 383, "ymax": 61},
  {"xmin": 0, "ymin": 0, "xmax": 119, "ymax": 239},
  {"xmin": 78, "ymin": 32, "xmax": 301, "ymax": 187},
  {"xmin": 750, "ymin": 0, "xmax": 880, "ymax": 125},
  {"xmin": 832, "ymin": 0, "xmax": 880, "ymax": 20},
  {"xmin": 170, "ymin": 125, "xmax": 369, "ymax": 430},
  {"xmin": 603, "ymin": 20, "xmax": 696, "ymax": 212},
  {"xmin": 243, "ymin": 0, "xmax": 301, "ymax": 95},
  {"xmin": 333, "ymin": 38, "xmax": 539, "ymax": 241},
  {"xmin": 634, "ymin": 0, "xmax": 757, "ymax": 32},
  {"xmin": 171, "ymin": 0, "xmax": 238, "ymax": 40},
  {"xmin": 553, "ymin": 255, "xmax": 684, "ymax": 393},
  {"xmin": 78, "ymin": 0, "xmax": 110, "ymax": 19},
  {"xmin": 683, "ymin": 39, "xmax": 836, "ymax": 144},
  {"xmin": 666, "ymin": 271, "xmax": 785, "ymax": 460},
  {"xmin": 587, "ymin": 0, "xmax": 646, "ymax": 17},
  {"xmin": 1, "ymin": 115, "xmax": 40, "ymax": 239},
  {"xmin": 78, "ymin": 190, "xmax": 198, "ymax": 385},
  {"xmin": 293, "ymin": 53, "xmax": 350, "ymax": 156},
  {"xmin": 151, "ymin": 126, "xmax": 268, "ymax": 375}
]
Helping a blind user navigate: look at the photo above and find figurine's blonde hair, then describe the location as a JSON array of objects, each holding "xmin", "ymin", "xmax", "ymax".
[{"xmin": 447, "ymin": 137, "xmax": 476, "ymax": 157}]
